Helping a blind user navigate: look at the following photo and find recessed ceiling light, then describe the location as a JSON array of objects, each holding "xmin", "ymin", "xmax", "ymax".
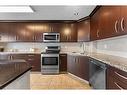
[{"xmin": 0, "ymin": 6, "xmax": 34, "ymax": 13}]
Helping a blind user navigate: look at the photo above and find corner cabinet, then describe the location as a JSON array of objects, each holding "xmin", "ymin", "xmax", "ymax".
[
  {"xmin": 77, "ymin": 19, "xmax": 90, "ymax": 42},
  {"xmin": 90, "ymin": 8, "xmax": 100, "ymax": 41},
  {"xmin": 60, "ymin": 23, "xmax": 77, "ymax": 42}
]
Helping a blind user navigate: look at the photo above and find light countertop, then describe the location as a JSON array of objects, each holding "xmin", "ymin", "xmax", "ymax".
[{"xmin": 66, "ymin": 52, "xmax": 127, "ymax": 72}]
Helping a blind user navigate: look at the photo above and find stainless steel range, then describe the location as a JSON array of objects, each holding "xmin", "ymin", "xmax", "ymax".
[{"xmin": 41, "ymin": 46, "xmax": 60, "ymax": 74}]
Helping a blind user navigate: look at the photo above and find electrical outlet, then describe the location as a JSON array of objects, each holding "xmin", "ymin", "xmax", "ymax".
[{"xmin": 104, "ymin": 44, "xmax": 108, "ymax": 49}]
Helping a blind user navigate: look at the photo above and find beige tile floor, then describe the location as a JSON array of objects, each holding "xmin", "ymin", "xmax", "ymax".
[{"xmin": 30, "ymin": 73, "xmax": 91, "ymax": 90}]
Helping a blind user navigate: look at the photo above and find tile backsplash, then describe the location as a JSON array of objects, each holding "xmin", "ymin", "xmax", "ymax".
[
  {"xmin": 89, "ymin": 35, "xmax": 127, "ymax": 58},
  {"xmin": 1, "ymin": 34, "xmax": 127, "ymax": 58},
  {"xmin": 1, "ymin": 42, "xmax": 83, "ymax": 53}
]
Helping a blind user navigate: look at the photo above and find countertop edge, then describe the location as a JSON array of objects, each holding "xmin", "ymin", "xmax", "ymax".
[
  {"xmin": 67, "ymin": 53, "xmax": 127, "ymax": 73},
  {"xmin": 0, "ymin": 67, "xmax": 32, "ymax": 89}
]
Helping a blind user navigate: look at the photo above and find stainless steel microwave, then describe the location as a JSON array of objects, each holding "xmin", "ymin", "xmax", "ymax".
[{"xmin": 43, "ymin": 33, "xmax": 60, "ymax": 42}]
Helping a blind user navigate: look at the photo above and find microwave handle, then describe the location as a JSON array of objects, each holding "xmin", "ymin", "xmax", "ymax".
[{"xmin": 56, "ymin": 34, "xmax": 59, "ymax": 40}]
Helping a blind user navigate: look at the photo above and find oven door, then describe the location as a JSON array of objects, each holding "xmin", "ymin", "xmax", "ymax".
[{"xmin": 41, "ymin": 54, "xmax": 59, "ymax": 66}]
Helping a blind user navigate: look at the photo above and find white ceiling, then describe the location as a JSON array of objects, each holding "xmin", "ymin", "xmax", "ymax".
[{"xmin": 0, "ymin": 6, "xmax": 96, "ymax": 20}]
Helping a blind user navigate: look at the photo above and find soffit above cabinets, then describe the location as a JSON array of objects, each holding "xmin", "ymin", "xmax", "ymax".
[{"xmin": 0, "ymin": 5, "xmax": 96, "ymax": 20}]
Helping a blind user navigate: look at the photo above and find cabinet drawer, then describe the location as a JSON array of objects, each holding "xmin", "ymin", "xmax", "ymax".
[
  {"xmin": 108, "ymin": 66, "xmax": 127, "ymax": 85},
  {"xmin": 113, "ymin": 77, "xmax": 127, "ymax": 89}
]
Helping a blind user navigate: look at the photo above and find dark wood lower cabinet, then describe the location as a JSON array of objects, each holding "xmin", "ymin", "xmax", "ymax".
[
  {"xmin": 10, "ymin": 54, "xmax": 41, "ymax": 72},
  {"xmin": 59, "ymin": 54, "xmax": 67, "ymax": 73},
  {"xmin": 78, "ymin": 56, "xmax": 89, "ymax": 81},
  {"xmin": 106, "ymin": 66, "xmax": 127, "ymax": 89},
  {"xmin": 67, "ymin": 55, "xmax": 89, "ymax": 81}
]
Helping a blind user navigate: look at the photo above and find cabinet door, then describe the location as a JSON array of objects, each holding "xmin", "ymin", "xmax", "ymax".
[
  {"xmin": 8, "ymin": 23, "xmax": 17, "ymax": 42},
  {"xmin": 70, "ymin": 23, "xmax": 77, "ymax": 42},
  {"xmin": 120, "ymin": 6, "xmax": 127, "ymax": 35},
  {"xmin": 34, "ymin": 23, "xmax": 50, "ymax": 42},
  {"xmin": 50, "ymin": 23, "xmax": 62, "ymax": 32},
  {"xmin": 60, "ymin": 23, "xmax": 77, "ymax": 42},
  {"xmin": 24, "ymin": 23, "xmax": 35, "ymax": 42},
  {"xmin": 99, "ymin": 7, "xmax": 113, "ymax": 39},
  {"xmin": 99, "ymin": 6, "xmax": 121, "ymax": 38},
  {"xmin": 14, "ymin": 23, "xmax": 27, "ymax": 41},
  {"xmin": 90, "ymin": 9, "xmax": 100, "ymax": 41},
  {"xmin": 78, "ymin": 56, "xmax": 89, "ymax": 81},
  {"xmin": 67, "ymin": 55, "xmax": 73, "ymax": 73},
  {"xmin": 78, "ymin": 19, "xmax": 90, "ymax": 42},
  {"xmin": 0, "ymin": 22, "xmax": 9, "ymax": 42},
  {"xmin": 67, "ymin": 55, "xmax": 76, "ymax": 74},
  {"xmin": 26, "ymin": 54, "xmax": 41, "ymax": 71},
  {"xmin": 59, "ymin": 54, "xmax": 67, "ymax": 72},
  {"xmin": 11, "ymin": 54, "xmax": 41, "ymax": 72}
]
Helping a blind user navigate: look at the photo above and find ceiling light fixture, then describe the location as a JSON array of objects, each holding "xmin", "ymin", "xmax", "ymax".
[{"xmin": 0, "ymin": 6, "xmax": 34, "ymax": 13}]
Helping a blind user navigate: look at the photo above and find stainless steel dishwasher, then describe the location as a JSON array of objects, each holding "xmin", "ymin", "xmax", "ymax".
[{"xmin": 89, "ymin": 58, "xmax": 107, "ymax": 89}]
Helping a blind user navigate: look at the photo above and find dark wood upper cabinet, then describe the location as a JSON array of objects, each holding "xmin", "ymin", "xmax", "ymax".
[
  {"xmin": 50, "ymin": 23, "xmax": 62, "ymax": 32},
  {"xmin": 90, "ymin": 9, "xmax": 100, "ymax": 41},
  {"xmin": 101, "ymin": 6, "xmax": 121, "ymax": 38},
  {"xmin": 120, "ymin": 6, "xmax": 127, "ymax": 35},
  {"xmin": 78, "ymin": 19, "xmax": 90, "ymax": 42},
  {"xmin": 0, "ymin": 22, "xmax": 9, "ymax": 42},
  {"xmin": 98, "ymin": 6, "xmax": 121, "ymax": 38},
  {"xmin": 8, "ymin": 23, "xmax": 17, "ymax": 42},
  {"xmin": 60, "ymin": 23, "xmax": 77, "ymax": 42},
  {"xmin": 33, "ymin": 23, "xmax": 50, "ymax": 42},
  {"xmin": 90, "ymin": 6, "xmax": 127, "ymax": 41}
]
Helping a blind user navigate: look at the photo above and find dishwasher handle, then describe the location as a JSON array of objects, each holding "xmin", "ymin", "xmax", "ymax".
[{"xmin": 90, "ymin": 60, "xmax": 107, "ymax": 70}]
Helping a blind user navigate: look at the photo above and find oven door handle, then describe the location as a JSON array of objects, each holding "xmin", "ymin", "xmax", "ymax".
[{"xmin": 41, "ymin": 54, "xmax": 59, "ymax": 57}]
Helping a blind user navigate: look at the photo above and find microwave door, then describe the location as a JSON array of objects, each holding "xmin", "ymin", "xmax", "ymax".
[{"xmin": 45, "ymin": 35, "xmax": 56, "ymax": 40}]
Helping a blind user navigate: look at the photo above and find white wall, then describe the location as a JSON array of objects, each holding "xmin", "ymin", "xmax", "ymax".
[{"xmin": 88, "ymin": 35, "xmax": 127, "ymax": 58}]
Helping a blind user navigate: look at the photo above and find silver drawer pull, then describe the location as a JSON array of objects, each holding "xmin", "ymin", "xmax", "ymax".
[
  {"xmin": 114, "ymin": 82, "xmax": 124, "ymax": 90},
  {"xmin": 115, "ymin": 71, "xmax": 127, "ymax": 80}
]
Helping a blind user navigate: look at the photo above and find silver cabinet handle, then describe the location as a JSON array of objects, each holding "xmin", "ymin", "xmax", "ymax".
[
  {"xmin": 115, "ymin": 20, "xmax": 118, "ymax": 33},
  {"xmin": 74, "ymin": 58, "xmax": 76, "ymax": 63},
  {"xmin": 121, "ymin": 17, "xmax": 125, "ymax": 32},
  {"xmin": 114, "ymin": 82, "xmax": 124, "ymax": 90},
  {"xmin": 78, "ymin": 58, "xmax": 80, "ymax": 63},
  {"xmin": 115, "ymin": 71, "xmax": 127, "ymax": 80},
  {"xmin": 97, "ymin": 29, "xmax": 99, "ymax": 38}
]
